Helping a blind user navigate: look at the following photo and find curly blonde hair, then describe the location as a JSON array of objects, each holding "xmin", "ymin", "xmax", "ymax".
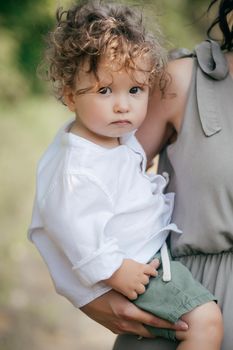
[{"xmin": 42, "ymin": 0, "xmax": 167, "ymax": 102}]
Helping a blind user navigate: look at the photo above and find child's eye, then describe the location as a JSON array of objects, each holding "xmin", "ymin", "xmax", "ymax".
[
  {"xmin": 129, "ymin": 86, "xmax": 142, "ymax": 94},
  {"xmin": 98, "ymin": 87, "xmax": 112, "ymax": 95}
]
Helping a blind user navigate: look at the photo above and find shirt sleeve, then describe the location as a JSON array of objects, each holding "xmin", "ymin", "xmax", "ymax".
[
  {"xmin": 40, "ymin": 173, "xmax": 125, "ymax": 287},
  {"xmin": 30, "ymin": 228, "xmax": 112, "ymax": 307}
]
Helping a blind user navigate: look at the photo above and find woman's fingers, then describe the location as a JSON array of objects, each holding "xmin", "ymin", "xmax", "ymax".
[
  {"xmin": 120, "ymin": 302, "xmax": 188, "ymax": 331},
  {"xmin": 119, "ymin": 321, "xmax": 156, "ymax": 338}
]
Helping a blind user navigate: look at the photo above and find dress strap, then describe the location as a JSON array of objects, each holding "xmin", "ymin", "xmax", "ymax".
[
  {"xmin": 169, "ymin": 39, "xmax": 228, "ymax": 80},
  {"xmin": 170, "ymin": 41, "xmax": 229, "ymax": 136},
  {"xmin": 194, "ymin": 40, "xmax": 228, "ymax": 136},
  {"xmin": 194, "ymin": 40, "xmax": 228, "ymax": 80}
]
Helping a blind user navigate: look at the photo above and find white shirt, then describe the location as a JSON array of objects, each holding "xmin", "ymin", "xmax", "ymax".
[{"xmin": 28, "ymin": 121, "xmax": 180, "ymax": 307}]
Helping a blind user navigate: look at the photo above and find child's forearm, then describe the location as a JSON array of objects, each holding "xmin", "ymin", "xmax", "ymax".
[{"xmin": 104, "ymin": 258, "xmax": 158, "ymax": 300}]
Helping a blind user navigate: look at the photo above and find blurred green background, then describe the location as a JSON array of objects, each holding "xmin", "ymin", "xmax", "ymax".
[{"xmin": 0, "ymin": 0, "xmax": 216, "ymax": 349}]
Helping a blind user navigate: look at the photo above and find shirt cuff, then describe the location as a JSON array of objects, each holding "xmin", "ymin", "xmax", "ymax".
[{"xmin": 72, "ymin": 239, "xmax": 125, "ymax": 286}]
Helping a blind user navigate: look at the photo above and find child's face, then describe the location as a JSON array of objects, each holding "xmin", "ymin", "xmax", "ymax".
[{"xmin": 66, "ymin": 58, "xmax": 150, "ymax": 141}]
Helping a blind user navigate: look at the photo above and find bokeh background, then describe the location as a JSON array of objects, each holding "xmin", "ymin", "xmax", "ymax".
[{"xmin": 0, "ymin": 0, "xmax": 217, "ymax": 349}]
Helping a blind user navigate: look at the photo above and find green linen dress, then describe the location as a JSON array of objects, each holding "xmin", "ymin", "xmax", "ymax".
[{"xmin": 113, "ymin": 40, "xmax": 233, "ymax": 350}]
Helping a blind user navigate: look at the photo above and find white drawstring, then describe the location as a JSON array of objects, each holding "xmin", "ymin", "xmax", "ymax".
[{"xmin": 160, "ymin": 241, "xmax": 171, "ymax": 282}]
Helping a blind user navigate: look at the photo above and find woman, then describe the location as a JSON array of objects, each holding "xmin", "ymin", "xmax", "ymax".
[{"xmin": 111, "ymin": 0, "xmax": 233, "ymax": 348}]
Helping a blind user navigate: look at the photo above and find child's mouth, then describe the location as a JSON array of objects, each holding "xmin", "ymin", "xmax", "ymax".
[{"xmin": 111, "ymin": 120, "xmax": 131, "ymax": 126}]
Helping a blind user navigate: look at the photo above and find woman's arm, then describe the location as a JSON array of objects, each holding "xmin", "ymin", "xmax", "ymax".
[
  {"xmin": 136, "ymin": 57, "xmax": 193, "ymax": 163},
  {"xmin": 81, "ymin": 290, "xmax": 188, "ymax": 338}
]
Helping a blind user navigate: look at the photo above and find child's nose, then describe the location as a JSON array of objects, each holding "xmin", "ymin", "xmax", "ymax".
[{"xmin": 113, "ymin": 95, "xmax": 130, "ymax": 113}]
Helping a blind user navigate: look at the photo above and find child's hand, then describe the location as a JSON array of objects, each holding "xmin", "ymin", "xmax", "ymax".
[{"xmin": 104, "ymin": 258, "xmax": 159, "ymax": 300}]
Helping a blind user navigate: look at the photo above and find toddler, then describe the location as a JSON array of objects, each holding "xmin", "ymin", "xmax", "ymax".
[{"xmin": 29, "ymin": 1, "xmax": 223, "ymax": 348}]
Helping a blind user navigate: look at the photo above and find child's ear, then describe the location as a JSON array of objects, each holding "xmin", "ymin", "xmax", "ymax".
[{"xmin": 63, "ymin": 86, "xmax": 76, "ymax": 112}]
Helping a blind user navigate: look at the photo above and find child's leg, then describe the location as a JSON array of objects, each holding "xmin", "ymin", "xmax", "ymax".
[{"xmin": 176, "ymin": 301, "xmax": 223, "ymax": 350}]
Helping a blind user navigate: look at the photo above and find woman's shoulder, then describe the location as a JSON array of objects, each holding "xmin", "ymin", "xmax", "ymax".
[
  {"xmin": 167, "ymin": 57, "xmax": 193, "ymax": 95},
  {"xmin": 164, "ymin": 39, "xmax": 230, "ymax": 129},
  {"xmin": 167, "ymin": 40, "xmax": 230, "ymax": 84},
  {"xmin": 162, "ymin": 57, "xmax": 193, "ymax": 131}
]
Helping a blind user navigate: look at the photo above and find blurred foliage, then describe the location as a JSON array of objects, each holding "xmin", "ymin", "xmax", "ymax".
[
  {"xmin": 0, "ymin": 0, "xmax": 54, "ymax": 99},
  {"xmin": 0, "ymin": 0, "xmax": 213, "ymax": 103}
]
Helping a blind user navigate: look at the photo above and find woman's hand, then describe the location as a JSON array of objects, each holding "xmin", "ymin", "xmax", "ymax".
[{"xmin": 80, "ymin": 290, "xmax": 188, "ymax": 338}]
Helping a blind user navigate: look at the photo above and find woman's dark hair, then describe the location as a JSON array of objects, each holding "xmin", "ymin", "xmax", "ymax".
[{"xmin": 207, "ymin": 0, "xmax": 233, "ymax": 50}]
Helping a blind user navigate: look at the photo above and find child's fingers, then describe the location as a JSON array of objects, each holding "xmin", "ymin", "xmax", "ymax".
[
  {"xmin": 140, "ymin": 274, "xmax": 150, "ymax": 285},
  {"xmin": 144, "ymin": 261, "xmax": 159, "ymax": 277},
  {"xmin": 135, "ymin": 283, "xmax": 146, "ymax": 295},
  {"xmin": 128, "ymin": 283, "xmax": 146, "ymax": 300},
  {"xmin": 127, "ymin": 290, "xmax": 138, "ymax": 300},
  {"xmin": 149, "ymin": 258, "xmax": 160, "ymax": 269}
]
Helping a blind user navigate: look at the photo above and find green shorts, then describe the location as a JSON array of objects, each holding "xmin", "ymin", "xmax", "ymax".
[{"xmin": 133, "ymin": 255, "xmax": 216, "ymax": 341}]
